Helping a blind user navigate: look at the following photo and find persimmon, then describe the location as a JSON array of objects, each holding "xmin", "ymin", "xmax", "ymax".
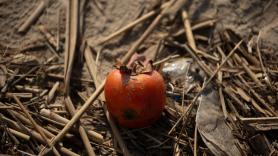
[{"xmin": 104, "ymin": 60, "xmax": 166, "ymax": 128}]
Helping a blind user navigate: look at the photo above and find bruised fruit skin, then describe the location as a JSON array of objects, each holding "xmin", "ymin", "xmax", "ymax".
[{"xmin": 104, "ymin": 69, "xmax": 166, "ymax": 128}]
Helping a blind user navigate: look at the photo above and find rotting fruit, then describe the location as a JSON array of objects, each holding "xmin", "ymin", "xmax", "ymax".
[{"xmin": 104, "ymin": 58, "xmax": 166, "ymax": 128}]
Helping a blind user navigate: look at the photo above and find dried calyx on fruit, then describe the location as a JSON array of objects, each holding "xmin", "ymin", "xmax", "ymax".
[
  {"xmin": 115, "ymin": 53, "xmax": 154, "ymax": 76},
  {"xmin": 105, "ymin": 53, "xmax": 166, "ymax": 128}
]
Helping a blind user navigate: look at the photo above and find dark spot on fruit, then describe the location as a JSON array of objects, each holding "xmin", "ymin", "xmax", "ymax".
[
  {"xmin": 111, "ymin": 115, "xmax": 119, "ymax": 123},
  {"xmin": 123, "ymin": 109, "xmax": 137, "ymax": 120}
]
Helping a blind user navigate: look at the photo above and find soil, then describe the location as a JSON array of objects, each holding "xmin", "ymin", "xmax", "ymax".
[
  {"xmin": 1, "ymin": 0, "xmax": 277, "ymax": 76},
  {"xmin": 190, "ymin": 0, "xmax": 278, "ymax": 52}
]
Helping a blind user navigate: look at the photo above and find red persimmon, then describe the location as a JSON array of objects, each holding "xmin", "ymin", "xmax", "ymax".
[{"xmin": 104, "ymin": 69, "xmax": 166, "ymax": 128}]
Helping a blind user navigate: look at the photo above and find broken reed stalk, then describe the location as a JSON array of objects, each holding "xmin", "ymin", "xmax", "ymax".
[
  {"xmin": 87, "ymin": 1, "xmax": 171, "ymax": 46},
  {"xmin": 181, "ymin": 10, "xmax": 196, "ymax": 49},
  {"xmin": 40, "ymin": 108, "xmax": 103, "ymax": 142},
  {"xmin": 7, "ymin": 127, "xmax": 30, "ymax": 141},
  {"xmin": 58, "ymin": 148, "xmax": 79, "ymax": 156},
  {"xmin": 240, "ymin": 117, "xmax": 278, "ymax": 124},
  {"xmin": 233, "ymin": 54, "xmax": 263, "ymax": 86},
  {"xmin": 167, "ymin": 40, "xmax": 212, "ymax": 76},
  {"xmin": 12, "ymin": 95, "xmax": 61, "ymax": 156},
  {"xmin": 65, "ymin": 96, "xmax": 96, "ymax": 156},
  {"xmin": 17, "ymin": 0, "xmax": 47, "ymax": 33},
  {"xmin": 174, "ymin": 19, "xmax": 217, "ymax": 37},
  {"xmin": 64, "ymin": 0, "xmax": 79, "ymax": 94},
  {"xmin": 46, "ymin": 0, "xmax": 180, "ymax": 154},
  {"xmin": 46, "ymin": 81, "xmax": 60, "ymax": 103},
  {"xmin": 17, "ymin": 150, "xmax": 35, "ymax": 156},
  {"xmin": 181, "ymin": 9, "xmax": 219, "ymax": 62},
  {"xmin": 57, "ymin": 8, "xmax": 61, "ymax": 51},
  {"xmin": 15, "ymin": 85, "xmax": 41, "ymax": 93},
  {"xmin": 196, "ymin": 49, "xmax": 220, "ymax": 62},
  {"xmin": 166, "ymin": 35, "xmax": 219, "ymax": 62},
  {"xmin": 217, "ymin": 43, "xmax": 275, "ymax": 116},
  {"xmin": 6, "ymin": 92, "xmax": 33, "ymax": 98},
  {"xmin": 256, "ymin": 31, "xmax": 272, "ymax": 89},
  {"xmin": 84, "ymin": 47, "xmax": 98, "ymax": 84},
  {"xmin": 121, "ymin": 1, "xmax": 174, "ymax": 64},
  {"xmin": 153, "ymin": 54, "xmax": 180, "ymax": 66},
  {"xmin": 45, "ymin": 35, "xmax": 61, "ymax": 58},
  {"xmin": 45, "ymin": 125, "xmax": 74, "ymax": 139},
  {"xmin": 39, "ymin": 3, "xmax": 86, "ymax": 155},
  {"xmin": 40, "ymin": 108, "xmax": 69, "ymax": 124},
  {"xmin": 40, "ymin": 115, "xmax": 65, "ymax": 127},
  {"xmin": 8, "ymin": 110, "xmax": 55, "ymax": 138},
  {"xmin": 238, "ymin": 44, "xmax": 260, "ymax": 66},
  {"xmin": 63, "ymin": 0, "xmax": 70, "ymax": 90},
  {"xmin": 218, "ymin": 67, "xmax": 228, "ymax": 119},
  {"xmin": 104, "ymin": 104, "xmax": 130, "ymax": 155},
  {"xmin": 223, "ymin": 87, "xmax": 249, "ymax": 114},
  {"xmin": 192, "ymin": 19, "xmax": 217, "ymax": 30},
  {"xmin": 1, "ymin": 69, "xmax": 19, "ymax": 94},
  {"xmin": 238, "ymin": 75, "xmax": 277, "ymax": 116},
  {"xmin": 168, "ymin": 40, "xmax": 243, "ymax": 134},
  {"xmin": 173, "ymin": 136, "xmax": 181, "ymax": 156},
  {"xmin": 47, "ymin": 73, "xmax": 94, "ymax": 83},
  {"xmin": 139, "ymin": 131, "xmax": 162, "ymax": 144},
  {"xmin": 11, "ymin": 66, "xmax": 39, "ymax": 86},
  {"xmin": 0, "ymin": 106, "xmax": 15, "ymax": 109},
  {"xmin": 193, "ymin": 124, "xmax": 198, "ymax": 156},
  {"xmin": 84, "ymin": 46, "xmax": 130, "ymax": 155},
  {"xmin": 7, "ymin": 128, "xmax": 20, "ymax": 146},
  {"xmin": 232, "ymin": 85, "xmax": 270, "ymax": 116},
  {"xmin": 217, "ymin": 46, "xmax": 234, "ymax": 67},
  {"xmin": 95, "ymin": 47, "xmax": 102, "ymax": 72},
  {"xmin": 38, "ymin": 25, "xmax": 58, "ymax": 49},
  {"xmin": 1, "ymin": 114, "xmax": 79, "ymax": 156},
  {"xmin": 1, "ymin": 115, "xmax": 39, "ymax": 140}
]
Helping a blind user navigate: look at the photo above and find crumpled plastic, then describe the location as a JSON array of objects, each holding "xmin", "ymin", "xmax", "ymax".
[{"xmin": 162, "ymin": 58, "xmax": 193, "ymax": 83}]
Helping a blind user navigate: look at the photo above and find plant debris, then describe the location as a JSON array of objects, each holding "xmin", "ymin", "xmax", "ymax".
[{"xmin": 0, "ymin": 0, "xmax": 277, "ymax": 156}]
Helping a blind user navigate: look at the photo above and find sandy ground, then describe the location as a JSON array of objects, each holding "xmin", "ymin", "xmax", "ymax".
[{"xmin": 1, "ymin": 0, "xmax": 277, "ymax": 77}]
